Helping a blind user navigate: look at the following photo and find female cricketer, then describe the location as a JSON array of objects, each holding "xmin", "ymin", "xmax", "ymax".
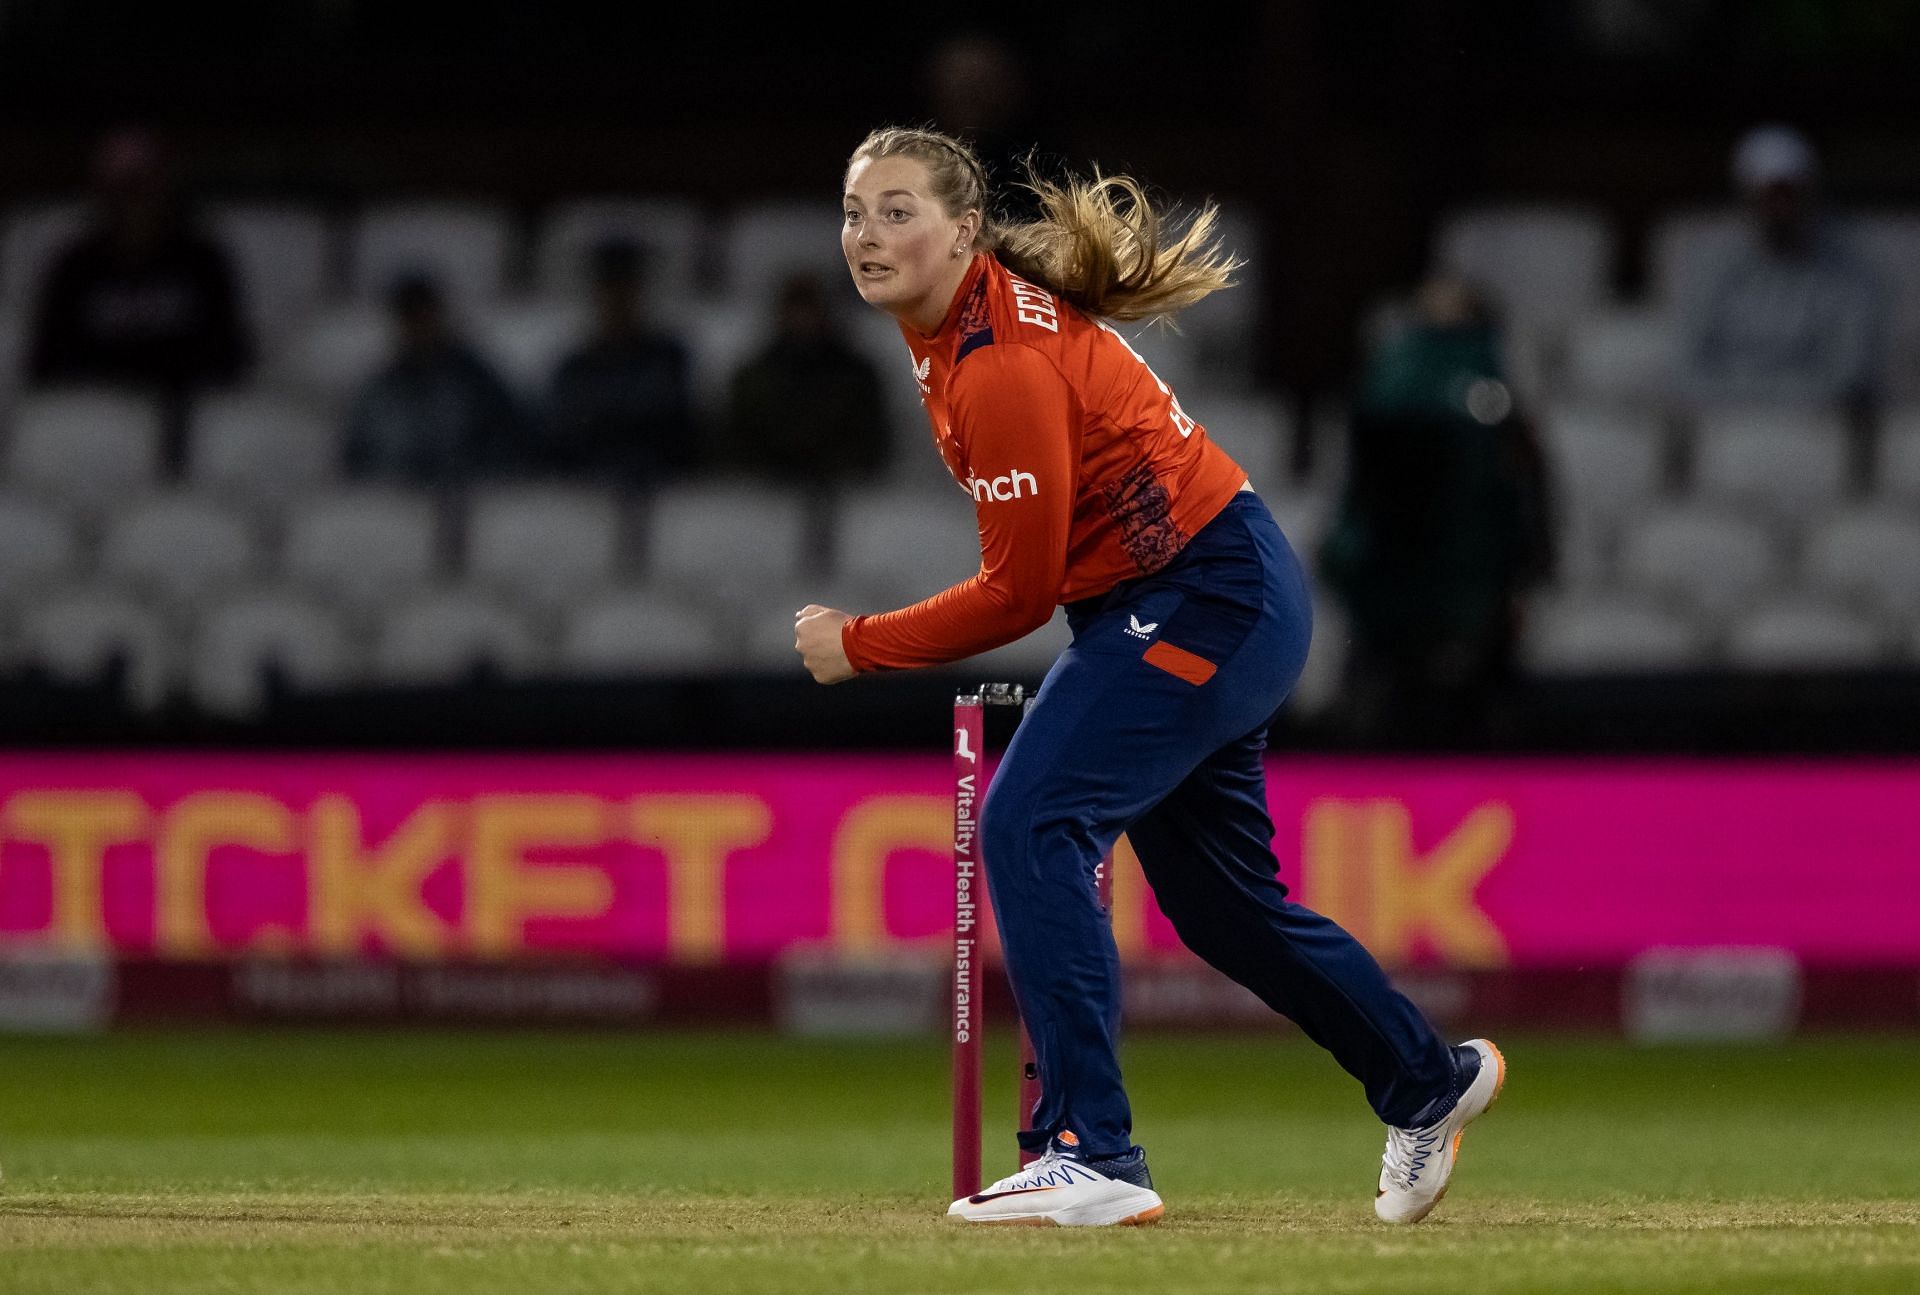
[{"xmin": 794, "ymin": 126, "xmax": 1504, "ymax": 1228}]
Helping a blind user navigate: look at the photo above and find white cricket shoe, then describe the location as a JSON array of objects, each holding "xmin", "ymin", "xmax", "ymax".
[
  {"xmin": 1375, "ymin": 1038, "xmax": 1507, "ymax": 1224},
  {"xmin": 948, "ymin": 1146, "xmax": 1164, "ymax": 1227}
]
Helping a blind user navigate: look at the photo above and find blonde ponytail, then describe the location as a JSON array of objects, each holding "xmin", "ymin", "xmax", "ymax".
[
  {"xmin": 847, "ymin": 127, "xmax": 1243, "ymax": 325},
  {"xmin": 990, "ymin": 168, "xmax": 1243, "ymax": 324}
]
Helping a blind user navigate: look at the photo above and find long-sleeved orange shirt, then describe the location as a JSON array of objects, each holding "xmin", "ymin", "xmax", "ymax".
[{"xmin": 842, "ymin": 253, "xmax": 1250, "ymax": 672}]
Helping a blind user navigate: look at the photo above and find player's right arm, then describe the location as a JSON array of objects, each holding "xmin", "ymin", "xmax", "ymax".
[{"xmin": 842, "ymin": 345, "xmax": 1076, "ymax": 671}]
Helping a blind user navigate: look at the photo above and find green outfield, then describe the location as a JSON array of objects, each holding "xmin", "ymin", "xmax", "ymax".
[{"xmin": 1, "ymin": 1029, "xmax": 1916, "ymax": 1293}]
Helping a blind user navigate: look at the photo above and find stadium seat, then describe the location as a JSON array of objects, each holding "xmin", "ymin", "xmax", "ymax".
[
  {"xmin": 1197, "ymin": 392, "xmax": 1292, "ymax": 494},
  {"xmin": 0, "ymin": 495, "xmax": 80, "ymax": 604},
  {"xmin": 1616, "ymin": 503, "xmax": 1780, "ymax": 615},
  {"xmin": 557, "ymin": 587, "xmax": 729, "ymax": 676},
  {"xmin": 841, "ymin": 305, "xmax": 949, "ymax": 493},
  {"xmin": 1723, "ymin": 596, "xmax": 1888, "ymax": 670},
  {"xmin": 207, "ymin": 203, "xmax": 334, "ymax": 349},
  {"xmin": 1688, "ymin": 405, "xmax": 1850, "ymax": 519},
  {"xmin": 1800, "ymin": 506, "xmax": 1920, "ymax": 619},
  {"xmin": 268, "ymin": 302, "xmax": 390, "ymax": 400},
  {"xmin": 348, "ymin": 202, "xmax": 513, "ymax": 313},
  {"xmin": 1561, "ymin": 308, "xmax": 1675, "ymax": 405},
  {"xmin": 717, "ymin": 201, "xmax": 850, "ymax": 307},
  {"xmin": 1645, "ymin": 207, "xmax": 1747, "ymax": 314},
  {"xmin": 645, "ymin": 480, "xmax": 809, "ymax": 593},
  {"xmin": 967, "ymin": 609, "xmax": 1072, "ymax": 683},
  {"xmin": 1171, "ymin": 200, "xmax": 1267, "ymax": 391},
  {"xmin": 283, "ymin": 488, "xmax": 442, "ymax": 609},
  {"xmin": 0, "ymin": 304, "xmax": 29, "ymax": 409},
  {"xmin": 186, "ymin": 391, "xmax": 340, "ymax": 508},
  {"xmin": 97, "ymin": 493, "xmax": 260, "ymax": 608},
  {"xmin": 1876, "ymin": 406, "xmax": 1920, "ymax": 504},
  {"xmin": 1284, "ymin": 593, "xmax": 1349, "ymax": 717},
  {"xmin": 17, "ymin": 586, "xmax": 174, "ymax": 710},
  {"xmin": 472, "ymin": 298, "xmax": 582, "ymax": 400},
  {"xmin": 1848, "ymin": 212, "xmax": 1920, "ymax": 399},
  {"xmin": 734, "ymin": 573, "xmax": 909, "ymax": 671},
  {"xmin": 462, "ymin": 483, "xmax": 624, "ymax": 608},
  {"xmin": 1111, "ymin": 318, "xmax": 1203, "ymax": 405},
  {"xmin": 0, "ymin": 200, "xmax": 87, "ymax": 302},
  {"xmin": 189, "ymin": 590, "xmax": 357, "ymax": 718},
  {"xmin": 534, "ymin": 198, "xmax": 705, "ymax": 305},
  {"xmin": 1433, "ymin": 205, "xmax": 1613, "ymax": 334},
  {"xmin": 372, "ymin": 585, "xmax": 544, "ymax": 685},
  {"xmin": 831, "ymin": 483, "xmax": 979, "ymax": 593},
  {"xmin": 4, "ymin": 388, "xmax": 164, "ymax": 510},
  {"xmin": 1266, "ymin": 485, "xmax": 1337, "ymax": 564},
  {"xmin": 670, "ymin": 297, "xmax": 762, "ymax": 426},
  {"xmin": 1538, "ymin": 402, "xmax": 1667, "ymax": 525},
  {"xmin": 1523, "ymin": 592, "xmax": 1710, "ymax": 674}
]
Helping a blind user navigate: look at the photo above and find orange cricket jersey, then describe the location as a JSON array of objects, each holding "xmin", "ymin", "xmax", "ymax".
[{"xmin": 841, "ymin": 252, "xmax": 1250, "ymax": 672}]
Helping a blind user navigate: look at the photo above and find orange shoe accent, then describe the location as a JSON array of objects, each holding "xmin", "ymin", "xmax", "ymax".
[
  {"xmin": 1121, "ymin": 1204, "xmax": 1166, "ymax": 1226},
  {"xmin": 1057, "ymin": 1129, "xmax": 1080, "ymax": 1148}
]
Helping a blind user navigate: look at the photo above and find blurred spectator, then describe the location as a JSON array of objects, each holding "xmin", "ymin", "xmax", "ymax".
[
  {"xmin": 25, "ymin": 126, "xmax": 253, "ymax": 472},
  {"xmin": 535, "ymin": 237, "xmax": 698, "ymax": 486},
  {"xmin": 921, "ymin": 32, "xmax": 1057, "ymax": 226},
  {"xmin": 723, "ymin": 272, "xmax": 889, "ymax": 487},
  {"xmin": 343, "ymin": 270, "xmax": 521, "ymax": 486},
  {"xmin": 1320, "ymin": 276, "xmax": 1556, "ymax": 749},
  {"xmin": 1677, "ymin": 124, "xmax": 1890, "ymax": 413}
]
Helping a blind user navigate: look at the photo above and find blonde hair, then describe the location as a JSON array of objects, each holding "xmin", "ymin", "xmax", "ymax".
[{"xmin": 847, "ymin": 126, "xmax": 1242, "ymax": 324}]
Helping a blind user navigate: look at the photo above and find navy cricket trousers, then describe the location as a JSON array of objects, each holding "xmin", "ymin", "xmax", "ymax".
[{"xmin": 980, "ymin": 491, "xmax": 1456, "ymax": 1159}]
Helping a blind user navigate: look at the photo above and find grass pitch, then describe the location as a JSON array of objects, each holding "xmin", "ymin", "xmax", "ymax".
[{"xmin": 1, "ymin": 1029, "xmax": 1917, "ymax": 1293}]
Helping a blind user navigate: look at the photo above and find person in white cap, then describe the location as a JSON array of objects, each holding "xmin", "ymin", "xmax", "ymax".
[{"xmin": 1676, "ymin": 123, "xmax": 1889, "ymax": 419}]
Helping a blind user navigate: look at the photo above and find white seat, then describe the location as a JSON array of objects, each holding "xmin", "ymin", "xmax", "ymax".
[
  {"xmin": 1267, "ymin": 484, "xmax": 1337, "ymax": 563},
  {"xmin": 186, "ymin": 390, "xmax": 339, "ymax": 506},
  {"xmin": 1539, "ymin": 402, "xmax": 1666, "ymax": 524},
  {"xmin": 735, "ymin": 574, "xmax": 910, "ymax": 670},
  {"xmin": 1, "ymin": 201, "xmax": 87, "ymax": 302},
  {"xmin": 463, "ymin": 483, "xmax": 624, "ymax": 607},
  {"xmin": 283, "ymin": 488, "xmax": 442, "ymax": 608},
  {"xmin": 97, "ymin": 493, "xmax": 259, "ymax": 608},
  {"xmin": 645, "ymin": 480, "xmax": 808, "ymax": 594},
  {"xmin": 268, "ymin": 303, "xmax": 389, "ymax": 400},
  {"xmin": 473, "ymin": 297, "xmax": 583, "ymax": 399},
  {"xmin": 966, "ymin": 609, "xmax": 1073, "ymax": 683},
  {"xmin": 717, "ymin": 201, "xmax": 850, "ymax": 306},
  {"xmin": 1800, "ymin": 506, "xmax": 1920, "ymax": 618},
  {"xmin": 558, "ymin": 587, "xmax": 728, "ymax": 676},
  {"xmin": 1562, "ymin": 308, "xmax": 1675, "ymax": 405},
  {"xmin": 0, "ymin": 495, "xmax": 80, "ymax": 602},
  {"xmin": 832, "ymin": 483, "xmax": 979, "ymax": 594},
  {"xmin": 1877, "ymin": 406, "xmax": 1920, "ymax": 504},
  {"xmin": 1617, "ymin": 504, "xmax": 1780, "ymax": 615},
  {"xmin": 534, "ymin": 198, "xmax": 705, "ymax": 305},
  {"xmin": 1171, "ymin": 200, "xmax": 1266, "ymax": 390},
  {"xmin": 373, "ymin": 585, "xmax": 543, "ymax": 685},
  {"xmin": 4, "ymin": 388, "xmax": 163, "ymax": 509},
  {"xmin": 1847, "ymin": 212, "xmax": 1920, "ymax": 399},
  {"xmin": 1646, "ymin": 207, "xmax": 1747, "ymax": 315},
  {"xmin": 1723, "ymin": 596, "xmax": 1888, "ymax": 670},
  {"xmin": 190, "ymin": 591, "xmax": 356, "ymax": 718},
  {"xmin": 1434, "ymin": 205, "xmax": 1613, "ymax": 334},
  {"xmin": 668, "ymin": 297, "xmax": 762, "ymax": 427},
  {"xmin": 1524, "ymin": 592, "xmax": 1709, "ymax": 674},
  {"xmin": 1197, "ymin": 392, "xmax": 1292, "ymax": 494},
  {"xmin": 1689, "ymin": 405, "xmax": 1850, "ymax": 518},
  {"xmin": 349, "ymin": 202, "xmax": 513, "ymax": 313},
  {"xmin": 1284, "ymin": 594, "xmax": 1349, "ymax": 717},
  {"xmin": 18, "ymin": 586, "xmax": 174, "ymax": 710},
  {"xmin": 207, "ymin": 203, "xmax": 334, "ymax": 349}
]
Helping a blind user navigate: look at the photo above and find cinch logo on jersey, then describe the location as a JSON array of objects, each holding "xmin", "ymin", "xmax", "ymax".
[
  {"xmin": 968, "ymin": 469, "xmax": 1038, "ymax": 502},
  {"xmin": 1123, "ymin": 614, "xmax": 1159, "ymax": 641}
]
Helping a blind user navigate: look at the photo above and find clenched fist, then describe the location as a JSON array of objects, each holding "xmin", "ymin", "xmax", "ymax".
[{"xmin": 794, "ymin": 604, "xmax": 855, "ymax": 684}]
